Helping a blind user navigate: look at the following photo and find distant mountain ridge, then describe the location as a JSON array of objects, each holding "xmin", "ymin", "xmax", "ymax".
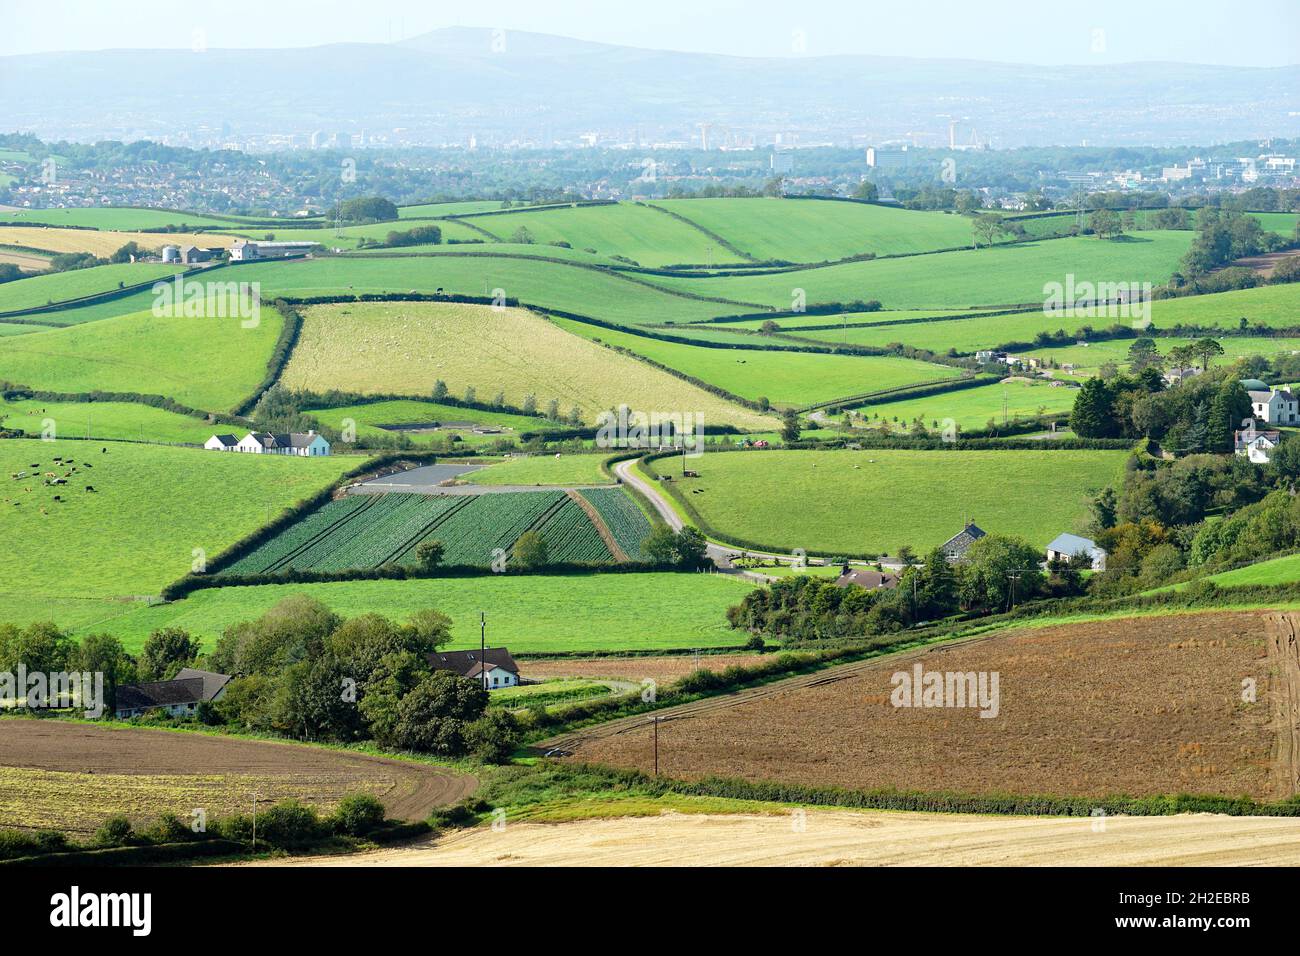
[{"xmin": 1, "ymin": 26, "xmax": 1295, "ymax": 147}]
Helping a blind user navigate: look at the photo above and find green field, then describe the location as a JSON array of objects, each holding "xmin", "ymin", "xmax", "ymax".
[
  {"xmin": 0, "ymin": 207, "xmax": 271, "ymax": 231},
  {"xmin": 652, "ymin": 447, "xmax": 1128, "ymax": 554},
  {"xmin": 460, "ymin": 202, "xmax": 750, "ymax": 268},
  {"xmin": 0, "ymin": 301, "xmax": 282, "ymax": 411},
  {"xmin": 1030, "ymin": 336, "xmax": 1300, "ymax": 376},
  {"xmin": 306, "ymin": 400, "xmax": 551, "ymax": 443},
  {"xmin": 794, "ymin": 283, "xmax": 1300, "ymax": 355},
  {"xmin": 717, "ymin": 307, "xmax": 995, "ymax": 332},
  {"xmin": 1203, "ymin": 552, "xmax": 1300, "ymax": 587},
  {"xmin": 223, "ymin": 218, "xmax": 487, "ymax": 250},
  {"xmin": 277, "ymin": 301, "xmax": 775, "ymax": 428},
  {"xmin": 550, "ymin": 317, "xmax": 963, "ymax": 406},
  {"xmin": 647, "ymin": 232, "xmax": 1194, "ymax": 311},
  {"xmin": 467, "ymin": 453, "xmax": 614, "ymax": 486},
  {"xmin": 839, "ymin": 378, "xmax": 1079, "ymax": 430},
  {"xmin": 346, "ymin": 241, "xmax": 631, "ymax": 267},
  {"xmin": 398, "ymin": 200, "xmax": 514, "ymax": 218},
  {"xmin": 0, "ymin": 439, "xmax": 353, "ymax": 601},
  {"xmin": 222, "ymin": 255, "xmax": 762, "ymax": 327},
  {"xmin": 0, "ymin": 398, "xmax": 219, "ymax": 444},
  {"xmin": 651, "ymin": 198, "xmax": 977, "ymax": 262},
  {"xmin": 57, "ymin": 573, "xmax": 757, "ymax": 653},
  {"xmin": 0, "ymin": 262, "xmax": 186, "ymax": 314}
]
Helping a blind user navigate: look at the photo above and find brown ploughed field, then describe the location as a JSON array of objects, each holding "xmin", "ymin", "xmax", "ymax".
[{"xmin": 566, "ymin": 611, "xmax": 1297, "ymax": 800}]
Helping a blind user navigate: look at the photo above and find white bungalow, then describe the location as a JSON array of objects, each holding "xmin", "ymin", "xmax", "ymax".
[
  {"xmin": 204, "ymin": 434, "xmax": 240, "ymax": 451},
  {"xmin": 234, "ymin": 431, "xmax": 331, "ymax": 456},
  {"xmin": 1045, "ymin": 532, "xmax": 1107, "ymax": 570}
]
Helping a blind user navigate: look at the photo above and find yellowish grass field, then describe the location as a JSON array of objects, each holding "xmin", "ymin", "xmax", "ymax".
[
  {"xmin": 278, "ymin": 301, "xmax": 777, "ymax": 428},
  {"xmin": 0, "ymin": 227, "xmax": 237, "ymax": 257}
]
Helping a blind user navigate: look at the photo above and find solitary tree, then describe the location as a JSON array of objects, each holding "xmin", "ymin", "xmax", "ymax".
[
  {"xmin": 415, "ymin": 539, "xmax": 445, "ymax": 572},
  {"xmin": 781, "ymin": 409, "xmax": 802, "ymax": 443},
  {"xmin": 1192, "ymin": 337, "xmax": 1225, "ymax": 371}
]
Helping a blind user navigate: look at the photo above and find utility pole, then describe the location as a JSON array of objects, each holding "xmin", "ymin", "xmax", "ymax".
[
  {"xmin": 251, "ymin": 790, "xmax": 259, "ymax": 852},
  {"xmin": 649, "ymin": 716, "xmax": 666, "ymax": 776},
  {"xmin": 480, "ymin": 611, "xmax": 487, "ymax": 692}
]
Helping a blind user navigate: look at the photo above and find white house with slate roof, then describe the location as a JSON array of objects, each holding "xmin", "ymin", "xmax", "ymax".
[
  {"xmin": 939, "ymin": 523, "xmax": 986, "ymax": 563},
  {"xmin": 1045, "ymin": 532, "xmax": 1107, "ymax": 570},
  {"xmin": 1246, "ymin": 385, "xmax": 1300, "ymax": 426},
  {"xmin": 221, "ymin": 431, "xmax": 331, "ymax": 456},
  {"xmin": 427, "ymin": 648, "xmax": 520, "ymax": 690}
]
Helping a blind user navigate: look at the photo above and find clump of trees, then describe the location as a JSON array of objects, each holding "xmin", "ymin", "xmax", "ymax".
[
  {"xmin": 383, "ymin": 224, "xmax": 442, "ymax": 247},
  {"xmin": 334, "ymin": 196, "xmax": 399, "ymax": 224},
  {"xmin": 727, "ymin": 534, "xmax": 1057, "ymax": 641},
  {"xmin": 0, "ymin": 597, "xmax": 521, "ymax": 762},
  {"xmin": 1070, "ymin": 359, "xmax": 1251, "ymax": 455}
]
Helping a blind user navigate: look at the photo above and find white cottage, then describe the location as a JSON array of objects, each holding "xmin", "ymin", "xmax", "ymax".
[
  {"xmin": 234, "ymin": 431, "xmax": 331, "ymax": 456},
  {"xmin": 1235, "ymin": 429, "xmax": 1281, "ymax": 464},
  {"xmin": 427, "ymin": 648, "xmax": 520, "ymax": 690}
]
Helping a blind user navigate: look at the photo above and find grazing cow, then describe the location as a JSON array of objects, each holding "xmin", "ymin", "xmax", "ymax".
[{"xmin": 85, "ymin": 486, "xmax": 95, "ymax": 492}]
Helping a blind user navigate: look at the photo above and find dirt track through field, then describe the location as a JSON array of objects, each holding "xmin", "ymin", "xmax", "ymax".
[
  {"xmin": 0, "ymin": 721, "xmax": 476, "ymax": 828},
  {"xmin": 245, "ymin": 809, "xmax": 1300, "ymax": 867}
]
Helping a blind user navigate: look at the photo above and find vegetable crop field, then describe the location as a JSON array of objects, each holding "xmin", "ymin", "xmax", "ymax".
[
  {"xmin": 651, "ymin": 447, "xmax": 1128, "ymax": 554},
  {"xmin": 580, "ymin": 487, "xmax": 655, "ymax": 560},
  {"xmin": 223, "ymin": 489, "xmax": 613, "ymax": 574}
]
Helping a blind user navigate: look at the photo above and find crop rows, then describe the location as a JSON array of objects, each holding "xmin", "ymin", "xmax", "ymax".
[
  {"xmin": 579, "ymin": 487, "xmax": 653, "ymax": 560},
  {"xmin": 536, "ymin": 499, "xmax": 614, "ymax": 564},
  {"xmin": 416, "ymin": 491, "xmax": 569, "ymax": 567}
]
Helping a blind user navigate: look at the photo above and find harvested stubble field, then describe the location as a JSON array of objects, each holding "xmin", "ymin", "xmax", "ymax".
[
  {"xmin": 0, "ymin": 720, "xmax": 475, "ymax": 833},
  {"xmin": 565, "ymin": 611, "xmax": 1292, "ymax": 800},
  {"xmin": 277, "ymin": 301, "xmax": 775, "ymax": 428},
  {"xmin": 0, "ymin": 226, "xmax": 237, "ymax": 258},
  {"xmin": 261, "ymin": 808, "xmax": 1300, "ymax": 867}
]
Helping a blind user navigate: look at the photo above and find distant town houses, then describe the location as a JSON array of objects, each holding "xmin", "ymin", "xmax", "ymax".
[
  {"xmin": 205, "ymin": 431, "xmax": 331, "ymax": 456},
  {"xmin": 1235, "ymin": 429, "xmax": 1281, "ymax": 465},
  {"xmin": 114, "ymin": 668, "xmax": 231, "ymax": 719},
  {"xmin": 427, "ymin": 648, "xmax": 520, "ymax": 690},
  {"xmin": 1045, "ymin": 532, "xmax": 1107, "ymax": 571}
]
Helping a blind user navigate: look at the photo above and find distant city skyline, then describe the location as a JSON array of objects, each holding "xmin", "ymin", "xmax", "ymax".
[{"xmin": 2, "ymin": 0, "xmax": 1297, "ymax": 67}]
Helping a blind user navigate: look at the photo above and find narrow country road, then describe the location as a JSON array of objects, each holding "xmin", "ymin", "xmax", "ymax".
[{"xmin": 612, "ymin": 455, "xmax": 902, "ymax": 573}]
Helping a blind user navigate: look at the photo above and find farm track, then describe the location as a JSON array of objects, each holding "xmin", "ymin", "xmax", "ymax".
[
  {"xmin": 1265, "ymin": 612, "xmax": 1300, "ymax": 799},
  {"xmin": 567, "ymin": 489, "xmax": 628, "ymax": 562},
  {"xmin": 535, "ymin": 627, "xmax": 1006, "ymax": 753}
]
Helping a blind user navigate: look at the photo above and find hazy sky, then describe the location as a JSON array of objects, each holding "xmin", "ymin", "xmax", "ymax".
[{"xmin": 3, "ymin": 0, "xmax": 1297, "ymax": 66}]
